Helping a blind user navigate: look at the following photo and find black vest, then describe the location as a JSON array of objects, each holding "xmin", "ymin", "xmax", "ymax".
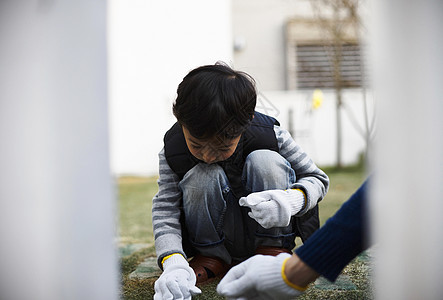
[
  {"xmin": 164, "ymin": 111, "xmax": 279, "ymax": 197},
  {"xmin": 163, "ymin": 111, "xmax": 319, "ymax": 241}
]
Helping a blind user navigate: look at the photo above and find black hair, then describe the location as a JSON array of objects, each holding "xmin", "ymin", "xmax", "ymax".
[{"xmin": 172, "ymin": 62, "xmax": 256, "ymax": 140}]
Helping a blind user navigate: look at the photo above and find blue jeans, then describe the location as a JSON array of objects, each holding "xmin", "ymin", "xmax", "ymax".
[{"xmin": 179, "ymin": 150, "xmax": 297, "ymax": 264}]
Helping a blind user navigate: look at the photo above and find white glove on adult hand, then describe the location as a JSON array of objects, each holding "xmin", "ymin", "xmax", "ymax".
[
  {"xmin": 154, "ymin": 254, "xmax": 201, "ymax": 300},
  {"xmin": 217, "ymin": 253, "xmax": 305, "ymax": 300},
  {"xmin": 239, "ymin": 189, "xmax": 305, "ymax": 229}
]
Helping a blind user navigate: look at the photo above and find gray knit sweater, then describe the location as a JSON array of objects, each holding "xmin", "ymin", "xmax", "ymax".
[{"xmin": 152, "ymin": 125, "xmax": 329, "ymax": 267}]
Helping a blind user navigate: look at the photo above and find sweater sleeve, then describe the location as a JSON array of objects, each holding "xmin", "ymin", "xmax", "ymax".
[
  {"xmin": 274, "ymin": 125, "xmax": 329, "ymax": 214},
  {"xmin": 295, "ymin": 179, "xmax": 370, "ymax": 282},
  {"xmin": 152, "ymin": 148, "xmax": 186, "ymax": 268}
]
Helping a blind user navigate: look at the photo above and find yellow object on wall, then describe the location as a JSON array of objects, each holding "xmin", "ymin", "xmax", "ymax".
[{"xmin": 312, "ymin": 89, "xmax": 323, "ymax": 110}]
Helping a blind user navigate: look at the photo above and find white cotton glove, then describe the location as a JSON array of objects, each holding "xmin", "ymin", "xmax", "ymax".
[
  {"xmin": 154, "ymin": 254, "xmax": 201, "ymax": 300},
  {"xmin": 217, "ymin": 253, "xmax": 305, "ymax": 300},
  {"xmin": 239, "ymin": 189, "xmax": 306, "ymax": 229}
]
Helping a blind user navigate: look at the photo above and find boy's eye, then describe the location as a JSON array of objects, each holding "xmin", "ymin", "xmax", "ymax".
[{"xmin": 191, "ymin": 144, "xmax": 202, "ymax": 149}]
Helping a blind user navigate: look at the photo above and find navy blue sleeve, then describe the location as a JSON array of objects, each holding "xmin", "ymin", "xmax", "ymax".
[{"xmin": 295, "ymin": 179, "xmax": 370, "ymax": 282}]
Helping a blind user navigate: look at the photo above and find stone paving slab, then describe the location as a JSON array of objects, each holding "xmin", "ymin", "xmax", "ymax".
[
  {"xmin": 129, "ymin": 257, "xmax": 162, "ymax": 279},
  {"xmin": 313, "ymin": 275, "xmax": 356, "ymax": 290},
  {"xmin": 119, "ymin": 243, "xmax": 151, "ymax": 258}
]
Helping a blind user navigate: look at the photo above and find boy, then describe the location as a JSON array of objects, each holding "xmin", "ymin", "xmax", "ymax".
[{"xmin": 152, "ymin": 63, "xmax": 329, "ymax": 299}]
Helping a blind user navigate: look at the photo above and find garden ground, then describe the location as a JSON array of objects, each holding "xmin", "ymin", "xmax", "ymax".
[{"xmin": 118, "ymin": 165, "xmax": 372, "ymax": 299}]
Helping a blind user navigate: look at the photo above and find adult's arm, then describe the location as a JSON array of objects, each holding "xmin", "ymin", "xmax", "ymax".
[{"xmin": 295, "ymin": 179, "xmax": 370, "ymax": 281}]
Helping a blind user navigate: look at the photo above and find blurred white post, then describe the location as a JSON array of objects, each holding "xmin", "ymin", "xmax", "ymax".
[
  {"xmin": 371, "ymin": 1, "xmax": 443, "ymax": 299},
  {"xmin": 0, "ymin": 2, "xmax": 118, "ymax": 300}
]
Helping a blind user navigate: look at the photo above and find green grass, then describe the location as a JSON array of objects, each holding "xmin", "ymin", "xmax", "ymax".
[
  {"xmin": 117, "ymin": 176, "xmax": 158, "ymax": 245},
  {"xmin": 118, "ymin": 166, "xmax": 371, "ymax": 299},
  {"xmin": 318, "ymin": 166, "xmax": 368, "ymax": 226}
]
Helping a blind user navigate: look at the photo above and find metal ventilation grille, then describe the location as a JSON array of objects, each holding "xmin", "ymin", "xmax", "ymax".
[{"xmin": 296, "ymin": 43, "xmax": 363, "ymax": 89}]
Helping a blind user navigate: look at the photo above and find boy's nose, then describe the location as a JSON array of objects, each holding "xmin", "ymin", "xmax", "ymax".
[{"xmin": 202, "ymin": 150, "xmax": 218, "ymax": 164}]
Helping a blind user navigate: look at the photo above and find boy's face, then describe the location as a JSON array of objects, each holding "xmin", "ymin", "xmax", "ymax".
[{"xmin": 182, "ymin": 127, "xmax": 241, "ymax": 164}]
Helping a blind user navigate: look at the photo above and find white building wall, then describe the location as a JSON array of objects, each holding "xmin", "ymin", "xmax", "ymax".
[
  {"xmin": 232, "ymin": 0, "xmax": 313, "ymax": 91},
  {"xmin": 108, "ymin": 0, "xmax": 233, "ymax": 175},
  {"xmin": 258, "ymin": 90, "xmax": 374, "ymax": 167},
  {"xmin": 232, "ymin": 0, "xmax": 372, "ymax": 168},
  {"xmin": 108, "ymin": 0, "xmax": 372, "ymax": 175}
]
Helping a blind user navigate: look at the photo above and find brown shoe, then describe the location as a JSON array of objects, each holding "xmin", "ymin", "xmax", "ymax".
[
  {"xmin": 255, "ymin": 246, "xmax": 292, "ymax": 256},
  {"xmin": 189, "ymin": 254, "xmax": 232, "ymax": 285}
]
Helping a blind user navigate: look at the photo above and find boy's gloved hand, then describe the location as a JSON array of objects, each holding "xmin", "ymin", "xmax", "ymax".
[
  {"xmin": 239, "ymin": 189, "xmax": 305, "ymax": 229},
  {"xmin": 217, "ymin": 253, "xmax": 306, "ymax": 300},
  {"xmin": 154, "ymin": 254, "xmax": 201, "ymax": 300}
]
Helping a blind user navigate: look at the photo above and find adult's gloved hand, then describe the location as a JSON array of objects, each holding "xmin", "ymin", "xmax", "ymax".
[
  {"xmin": 239, "ymin": 189, "xmax": 306, "ymax": 229},
  {"xmin": 216, "ymin": 253, "xmax": 306, "ymax": 300},
  {"xmin": 154, "ymin": 253, "xmax": 201, "ymax": 300}
]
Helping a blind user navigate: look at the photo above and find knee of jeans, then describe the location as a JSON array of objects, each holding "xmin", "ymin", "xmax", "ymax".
[
  {"xmin": 181, "ymin": 163, "xmax": 227, "ymax": 191},
  {"xmin": 244, "ymin": 150, "xmax": 287, "ymax": 176}
]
